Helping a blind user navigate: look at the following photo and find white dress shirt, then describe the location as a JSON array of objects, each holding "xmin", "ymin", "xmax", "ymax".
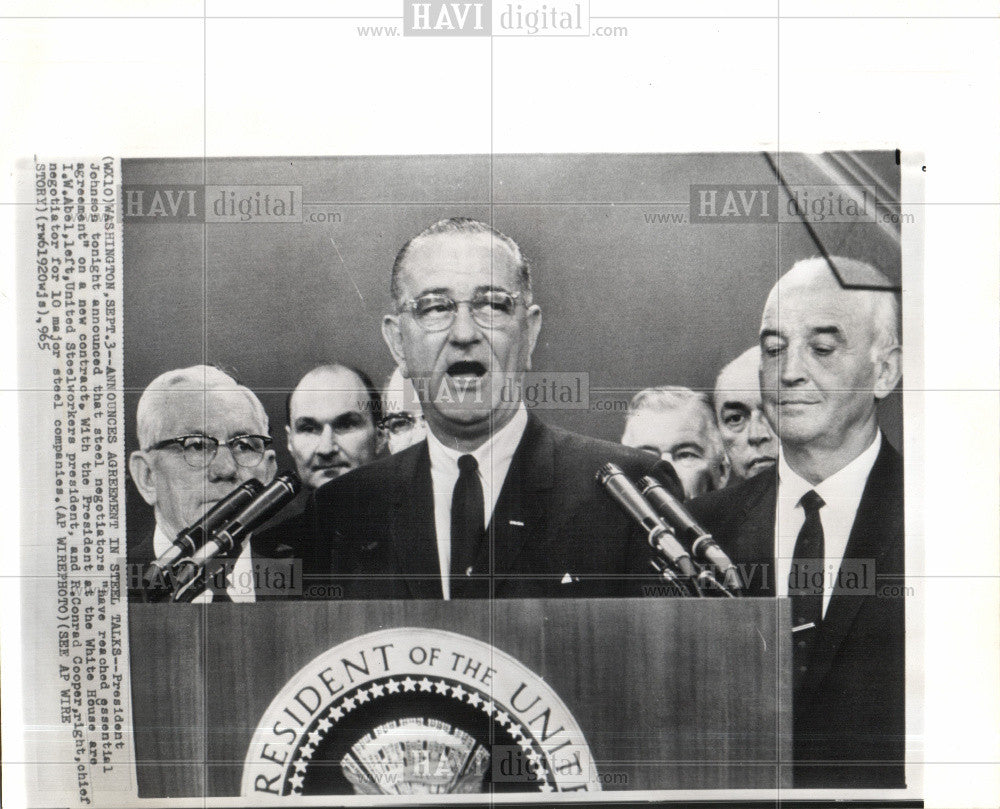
[
  {"xmin": 774, "ymin": 432, "xmax": 882, "ymax": 616},
  {"xmin": 426, "ymin": 404, "xmax": 529, "ymax": 600},
  {"xmin": 152, "ymin": 522, "xmax": 256, "ymax": 603}
]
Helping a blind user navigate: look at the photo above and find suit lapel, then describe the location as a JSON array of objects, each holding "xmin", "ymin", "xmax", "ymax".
[
  {"xmin": 800, "ymin": 442, "xmax": 902, "ymax": 699},
  {"xmin": 389, "ymin": 442, "xmax": 443, "ymax": 599},
  {"xmin": 730, "ymin": 470, "xmax": 779, "ymax": 597},
  {"xmin": 487, "ymin": 415, "xmax": 554, "ymax": 597}
]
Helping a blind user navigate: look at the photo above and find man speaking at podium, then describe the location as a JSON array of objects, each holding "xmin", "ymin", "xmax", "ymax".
[
  {"xmin": 688, "ymin": 257, "xmax": 905, "ymax": 789},
  {"xmin": 310, "ymin": 218, "xmax": 682, "ymax": 600}
]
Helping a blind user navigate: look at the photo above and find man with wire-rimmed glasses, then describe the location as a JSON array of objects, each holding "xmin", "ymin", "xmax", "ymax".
[
  {"xmin": 309, "ymin": 217, "xmax": 684, "ymax": 600},
  {"xmin": 128, "ymin": 365, "xmax": 277, "ymax": 602}
]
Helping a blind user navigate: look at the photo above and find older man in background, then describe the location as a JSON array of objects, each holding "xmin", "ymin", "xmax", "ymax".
[
  {"xmin": 713, "ymin": 347, "xmax": 778, "ymax": 480},
  {"xmin": 621, "ymin": 386, "xmax": 729, "ymax": 499},
  {"xmin": 688, "ymin": 256, "xmax": 905, "ymax": 788},
  {"xmin": 128, "ymin": 365, "xmax": 277, "ymax": 601},
  {"xmin": 380, "ymin": 366, "xmax": 428, "ymax": 454}
]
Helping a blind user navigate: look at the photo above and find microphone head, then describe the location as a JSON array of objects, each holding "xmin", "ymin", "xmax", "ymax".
[
  {"xmin": 273, "ymin": 470, "xmax": 302, "ymax": 496},
  {"xmin": 595, "ymin": 462, "xmax": 625, "ymax": 486},
  {"xmin": 638, "ymin": 475, "xmax": 661, "ymax": 495}
]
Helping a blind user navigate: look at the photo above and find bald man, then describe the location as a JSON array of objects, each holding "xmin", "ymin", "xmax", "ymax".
[
  {"xmin": 251, "ymin": 364, "xmax": 382, "ymax": 594},
  {"xmin": 285, "ymin": 364, "xmax": 382, "ymax": 491},
  {"xmin": 688, "ymin": 257, "xmax": 905, "ymax": 788},
  {"xmin": 713, "ymin": 347, "xmax": 778, "ymax": 480}
]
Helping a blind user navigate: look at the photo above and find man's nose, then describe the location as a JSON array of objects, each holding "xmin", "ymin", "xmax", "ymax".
[
  {"xmin": 448, "ymin": 301, "xmax": 482, "ymax": 344},
  {"xmin": 315, "ymin": 424, "xmax": 339, "ymax": 455},
  {"xmin": 207, "ymin": 442, "xmax": 239, "ymax": 480},
  {"xmin": 747, "ymin": 410, "xmax": 775, "ymax": 445},
  {"xmin": 780, "ymin": 345, "xmax": 808, "ymax": 386}
]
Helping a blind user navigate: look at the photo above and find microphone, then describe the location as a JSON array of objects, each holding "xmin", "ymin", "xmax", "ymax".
[
  {"xmin": 141, "ymin": 479, "xmax": 265, "ymax": 600},
  {"xmin": 596, "ymin": 463, "xmax": 700, "ymax": 582},
  {"xmin": 171, "ymin": 472, "xmax": 301, "ymax": 601},
  {"xmin": 639, "ymin": 475, "xmax": 745, "ymax": 596}
]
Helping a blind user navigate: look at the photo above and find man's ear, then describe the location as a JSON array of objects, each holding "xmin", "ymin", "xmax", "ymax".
[
  {"xmin": 873, "ymin": 344, "xmax": 903, "ymax": 400},
  {"xmin": 129, "ymin": 450, "xmax": 158, "ymax": 507},
  {"xmin": 381, "ymin": 315, "xmax": 409, "ymax": 378},
  {"xmin": 285, "ymin": 423, "xmax": 293, "ymax": 455},
  {"xmin": 522, "ymin": 304, "xmax": 543, "ymax": 371}
]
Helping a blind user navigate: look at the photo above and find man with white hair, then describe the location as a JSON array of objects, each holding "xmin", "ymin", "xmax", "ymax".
[
  {"xmin": 621, "ymin": 386, "xmax": 729, "ymax": 499},
  {"xmin": 688, "ymin": 256, "xmax": 905, "ymax": 788},
  {"xmin": 128, "ymin": 365, "xmax": 278, "ymax": 601},
  {"xmin": 712, "ymin": 347, "xmax": 778, "ymax": 480},
  {"xmin": 379, "ymin": 366, "xmax": 428, "ymax": 454}
]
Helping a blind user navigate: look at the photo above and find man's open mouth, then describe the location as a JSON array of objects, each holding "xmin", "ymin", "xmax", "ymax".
[{"xmin": 446, "ymin": 360, "xmax": 487, "ymax": 380}]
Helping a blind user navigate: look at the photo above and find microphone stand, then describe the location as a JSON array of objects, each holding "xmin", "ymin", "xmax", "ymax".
[
  {"xmin": 164, "ymin": 472, "xmax": 301, "ymax": 603},
  {"xmin": 647, "ymin": 524, "xmax": 704, "ymax": 598},
  {"xmin": 171, "ymin": 549, "xmax": 237, "ymax": 603},
  {"xmin": 647, "ymin": 556, "xmax": 694, "ymax": 598},
  {"xmin": 140, "ymin": 479, "xmax": 266, "ymax": 603}
]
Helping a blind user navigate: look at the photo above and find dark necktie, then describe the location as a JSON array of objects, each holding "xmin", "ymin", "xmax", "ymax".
[
  {"xmin": 789, "ymin": 489, "xmax": 825, "ymax": 691},
  {"xmin": 450, "ymin": 454, "xmax": 486, "ymax": 598}
]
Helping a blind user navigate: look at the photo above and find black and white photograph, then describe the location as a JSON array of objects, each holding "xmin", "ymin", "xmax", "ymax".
[
  {"xmin": 117, "ymin": 151, "xmax": 912, "ymax": 797},
  {"xmin": 4, "ymin": 3, "xmax": 999, "ymax": 809}
]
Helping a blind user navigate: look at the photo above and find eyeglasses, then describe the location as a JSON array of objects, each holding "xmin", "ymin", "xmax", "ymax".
[
  {"xmin": 378, "ymin": 412, "xmax": 426, "ymax": 435},
  {"xmin": 146, "ymin": 434, "xmax": 272, "ymax": 469},
  {"xmin": 397, "ymin": 290, "xmax": 523, "ymax": 332}
]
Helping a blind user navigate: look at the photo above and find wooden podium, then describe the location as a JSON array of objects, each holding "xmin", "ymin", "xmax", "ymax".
[{"xmin": 129, "ymin": 599, "xmax": 791, "ymax": 796}]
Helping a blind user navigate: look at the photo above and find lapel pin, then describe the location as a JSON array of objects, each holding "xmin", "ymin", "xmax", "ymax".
[{"xmin": 509, "ymin": 520, "xmax": 525, "ymax": 527}]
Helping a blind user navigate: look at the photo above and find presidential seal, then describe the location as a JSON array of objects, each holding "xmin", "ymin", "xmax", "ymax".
[{"xmin": 241, "ymin": 628, "xmax": 600, "ymax": 796}]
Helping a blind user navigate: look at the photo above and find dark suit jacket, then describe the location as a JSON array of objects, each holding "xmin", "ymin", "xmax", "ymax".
[
  {"xmin": 306, "ymin": 414, "xmax": 684, "ymax": 600},
  {"xmin": 253, "ymin": 492, "xmax": 332, "ymax": 597},
  {"xmin": 688, "ymin": 439, "xmax": 905, "ymax": 789}
]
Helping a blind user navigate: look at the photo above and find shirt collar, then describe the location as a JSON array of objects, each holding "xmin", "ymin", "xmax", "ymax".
[
  {"xmin": 426, "ymin": 404, "xmax": 529, "ymax": 474},
  {"xmin": 152, "ymin": 521, "xmax": 175, "ymax": 559},
  {"xmin": 777, "ymin": 431, "xmax": 882, "ymax": 506}
]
